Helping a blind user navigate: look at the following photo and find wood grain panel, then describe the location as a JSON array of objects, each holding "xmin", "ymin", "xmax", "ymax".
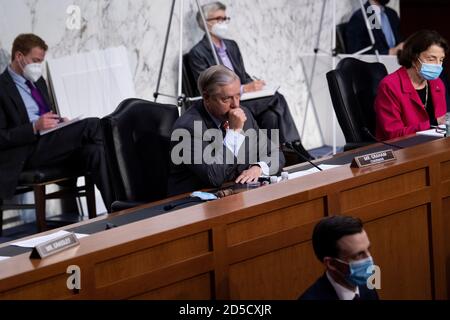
[
  {"xmin": 441, "ymin": 161, "xmax": 450, "ymax": 181},
  {"xmin": 0, "ymin": 273, "xmax": 76, "ymax": 300},
  {"xmin": 340, "ymin": 169, "xmax": 427, "ymax": 211},
  {"xmin": 364, "ymin": 206, "xmax": 432, "ymax": 300},
  {"xmin": 228, "ymin": 241, "xmax": 323, "ymax": 300},
  {"xmin": 443, "ymin": 197, "xmax": 450, "ymax": 297},
  {"xmin": 130, "ymin": 273, "xmax": 212, "ymax": 300},
  {"xmin": 95, "ymin": 232, "xmax": 210, "ymax": 287},
  {"xmin": 226, "ymin": 198, "xmax": 324, "ymax": 246}
]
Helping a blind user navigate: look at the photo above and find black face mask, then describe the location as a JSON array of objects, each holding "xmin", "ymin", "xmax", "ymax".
[{"xmin": 378, "ymin": 0, "xmax": 390, "ymax": 6}]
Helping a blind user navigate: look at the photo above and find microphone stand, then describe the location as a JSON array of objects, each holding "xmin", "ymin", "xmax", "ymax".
[
  {"xmin": 285, "ymin": 142, "xmax": 323, "ymax": 171},
  {"xmin": 362, "ymin": 127, "xmax": 404, "ymax": 150}
]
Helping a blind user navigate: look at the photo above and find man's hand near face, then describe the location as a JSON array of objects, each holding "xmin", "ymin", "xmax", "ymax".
[{"xmin": 227, "ymin": 107, "xmax": 246, "ymax": 132}]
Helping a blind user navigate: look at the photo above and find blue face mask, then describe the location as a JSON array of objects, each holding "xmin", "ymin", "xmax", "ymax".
[
  {"xmin": 419, "ymin": 59, "xmax": 443, "ymax": 80},
  {"xmin": 337, "ymin": 256, "xmax": 375, "ymax": 287}
]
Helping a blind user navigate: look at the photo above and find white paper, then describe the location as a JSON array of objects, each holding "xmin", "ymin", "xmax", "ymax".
[
  {"xmin": 39, "ymin": 115, "xmax": 83, "ymax": 135},
  {"xmin": 287, "ymin": 164, "xmax": 343, "ymax": 180},
  {"xmin": 47, "ymin": 46, "xmax": 136, "ymax": 119},
  {"xmin": 0, "ymin": 256, "xmax": 10, "ymax": 261},
  {"xmin": 416, "ymin": 125, "xmax": 445, "ymax": 137},
  {"xmin": 241, "ymin": 83, "xmax": 280, "ymax": 101},
  {"xmin": 11, "ymin": 230, "xmax": 88, "ymax": 248}
]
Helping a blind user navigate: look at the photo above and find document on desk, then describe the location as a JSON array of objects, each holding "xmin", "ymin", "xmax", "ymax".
[
  {"xmin": 288, "ymin": 164, "xmax": 343, "ymax": 180},
  {"xmin": 240, "ymin": 83, "xmax": 280, "ymax": 101},
  {"xmin": 416, "ymin": 125, "xmax": 445, "ymax": 137},
  {"xmin": 40, "ymin": 115, "xmax": 83, "ymax": 135},
  {"xmin": 11, "ymin": 230, "xmax": 88, "ymax": 248}
]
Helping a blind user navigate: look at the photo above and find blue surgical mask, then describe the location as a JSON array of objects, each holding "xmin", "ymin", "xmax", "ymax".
[
  {"xmin": 336, "ymin": 256, "xmax": 375, "ymax": 287},
  {"xmin": 419, "ymin": 59, "xmax": 443, "ymax": 81},
  {"xmin": 190, "ymin": 191, "xmax": 218, "ymax": 201}
]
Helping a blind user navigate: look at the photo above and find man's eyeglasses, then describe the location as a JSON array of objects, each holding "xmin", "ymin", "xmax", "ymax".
[
  {"xmin": 215, "ymin": 93, "xmax": 240, "ymax": 104},
  {"xmin": 207, "ymin": 16, "xmax": 231, "ymax": 23}
]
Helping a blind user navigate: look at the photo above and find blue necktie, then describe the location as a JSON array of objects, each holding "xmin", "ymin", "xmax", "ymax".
[{"xmin": 380, "ymin": 9, "xmax": 396, "ymax": 48}]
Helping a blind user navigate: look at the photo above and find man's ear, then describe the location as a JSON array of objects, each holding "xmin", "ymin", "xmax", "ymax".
[{"xmin": 323, "ymin": 257, "xmax": 335, "ymax": 271}]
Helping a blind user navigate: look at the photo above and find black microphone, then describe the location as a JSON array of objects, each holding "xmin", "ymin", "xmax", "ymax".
[
  {"xmin": 164, "ymin": 198, "xmax": 205, "ymax": 211},
  {"xmin": 285, "ymin": 142, "xmax": 323, "ymax": 171},
  {"xmin": 362, "ymin": 127, "xmax": 404, "ymax": 150}
]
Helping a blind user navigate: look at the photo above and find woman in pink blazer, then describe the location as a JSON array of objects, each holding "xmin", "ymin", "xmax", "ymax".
[{"xmin": 375, "ymin": 30, "xmax": 448, "ymax": 140}]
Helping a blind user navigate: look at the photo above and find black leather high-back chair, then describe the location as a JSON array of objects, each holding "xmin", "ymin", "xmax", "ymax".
[
  {"xmin": 326, "ymin": 57, "xmax": 388, "ymax": 151},
  {"xmin": 182, "ymin": 54, "xmax": 200, "ymax": 103},
  {"xmin": 102, "ymin": 98, "xmax": 179, "ymax": 211},
  {"xmin": 335, "ymin": 23, "xmax": 348, "ymax": 54}
]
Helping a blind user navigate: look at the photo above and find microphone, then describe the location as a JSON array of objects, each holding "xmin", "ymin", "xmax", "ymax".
[
  {"xmin": 362, "ymin": 127, "xmax": 404, "ymax": 150},
  {"xmin": 215, "ymin": 188, "xmax": 234, "ymax": 198},
  {"xmin": 285, "ymin": 142, "xmax": 323, "ymax": 171},
  {"xmin": 164, "ymin": 198, "xmax": 204, "ymax": 211}
]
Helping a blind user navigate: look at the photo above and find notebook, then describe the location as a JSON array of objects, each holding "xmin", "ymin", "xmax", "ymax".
[
  {"xmin": 240, "ymin": 83, "xmax": 280, "ymax": 101},
  {"xmin": 40, "ymin": 115, "xmax": 83, "ymax": 135}
]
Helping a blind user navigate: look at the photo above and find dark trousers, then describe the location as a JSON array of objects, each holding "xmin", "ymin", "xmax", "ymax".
[
  {"xmin": 241, "ymin": 92, "xmax": 300, "ymax": 143},
  {"xmin": 24, "ymin": 118, "xmax": 113, "ymax": 212}
]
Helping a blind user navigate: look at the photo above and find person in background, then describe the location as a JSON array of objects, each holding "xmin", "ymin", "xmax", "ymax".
[
  {"xmin": 167, "ymin": 65, "xmax": 284, "ymax": 196},
  {"xmin": 346, "ymin": 0, "xmax": 403, "ymax": 56},
  {"xmin": 187, "ymin": 1, "xmax": 313, "ymax": 162},
  {"xmin": 299, "ymin": 215, "xmax": 379, "ymax": 300},
  {"xmin": 0, "ymin": 34, "xmax": 113, "ymax": 212},
  {"xmin": 375, "ymin": 30, "xmax": 448, "ymax": 140}
]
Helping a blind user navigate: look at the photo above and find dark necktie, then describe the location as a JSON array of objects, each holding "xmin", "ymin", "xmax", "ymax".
[
  {"xmin": 25, "ymin": 80, "xmax": 50, "ymax": 115},
  {"xmin": 220, "ymin": 121, "xmax": 229, "ymax": 137}
]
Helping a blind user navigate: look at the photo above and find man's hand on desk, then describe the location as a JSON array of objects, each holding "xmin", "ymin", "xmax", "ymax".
[
  {"xmin": 235, "ymin": 165, "xmax": 262, "ymax": 184},
  {"xmin": 243, "ymin": 79, "xmax": 266, "ymax": 93}
]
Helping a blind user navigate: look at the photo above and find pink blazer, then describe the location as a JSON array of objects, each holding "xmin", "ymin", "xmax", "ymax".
[{"xmin": 374, "ymin": 67, "xmax": 447, "ymax": 140}]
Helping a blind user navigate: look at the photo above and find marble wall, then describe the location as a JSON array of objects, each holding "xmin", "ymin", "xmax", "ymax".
[{"xmin": 0, "ymin": 0, "xmax": 399, "ymax": 148}]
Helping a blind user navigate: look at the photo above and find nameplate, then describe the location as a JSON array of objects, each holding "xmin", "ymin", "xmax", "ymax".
[
  {"xmin": 30, "ymin": 233, "xmax": 79, "ymax": 259},
  {"xmin": 351, "ymin": 149, "xmax": 396, "ymax": 168}
]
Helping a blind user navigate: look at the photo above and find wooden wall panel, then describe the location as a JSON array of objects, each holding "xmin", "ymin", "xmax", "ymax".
[
  {"xmin": 340, "ymin": 169, "xmax": 427, "ymax": 211},
  {"xmin": 0, "ymin": 273, "xmax": 76, "ymax": 300},
  {"xmin": 95, "ymin": 232, "xmax": 210, "ymax": 288},
  {"xmin": 364, "ymin": 206, "xmax": 432, "ymax": 300},
  {"xmin": 443, "ymin": 197, "xmax": 450, "ymax": 297},
  {"xmin": 130, "ymin": 273, "xmax": 212, "ymax": 300},
  {"xmin": 228, "ymin": 241, "xmax": 323, "ymax": 300},
  {"xmin": 226, "ymin": 198, "xmax": 325, "ymax": 246},
  {"xmin": 441, "ymin": 161, "xmax": 450, "ymax": 181}
]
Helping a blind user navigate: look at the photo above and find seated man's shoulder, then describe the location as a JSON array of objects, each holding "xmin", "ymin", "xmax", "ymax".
[{"xmin": 298, "ymin": 274, "xmax": 338, "ymax": 300}]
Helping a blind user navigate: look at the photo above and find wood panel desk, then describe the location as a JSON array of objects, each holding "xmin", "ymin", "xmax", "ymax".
[{"xmin": 0, "ymin": 136, "xmax": 449, "ymax": 300}]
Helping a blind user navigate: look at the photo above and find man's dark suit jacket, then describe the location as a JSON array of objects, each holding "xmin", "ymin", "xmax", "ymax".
[
  {"xmin": 188, "ymin": 36, "xmax": 253, "ymax": 86},
  {"xmin": 167, "ymin": 101, "xmax": 285, "ymax": 196},
  {"xmin": 346, "ymin": 1, "xmax": 401, "ymax": 55},
  {"xmin": 0, "ymin": 69, "xmax": 51, "ymax": 199},
  {"xmin": 299, "ymin": 273, "xmax": 379, "ymax": 300}
]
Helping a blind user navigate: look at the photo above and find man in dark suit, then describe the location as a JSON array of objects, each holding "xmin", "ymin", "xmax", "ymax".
[
  {"xmin": 0, "ymin": 33, "xmax": 113, "ymax": 212},
  {"xmin": 187, "ymin": 1, "xmax": 312, "ymax": 162},
  {"xmin": 168, "ymin": 65, "xmax": 285, "ymax": 196},
  {"xmin": 346, "ymin": 0, "xmax": 403, "ymax": 55},
  {"xmin": 299, "ymin": 215, "xmax": 379, "ymax": 300}
]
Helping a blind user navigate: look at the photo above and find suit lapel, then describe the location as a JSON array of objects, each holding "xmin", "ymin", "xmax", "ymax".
[
  {"xmin": 0, "ymin": 70, "xmax": 29, "ymax": 120},
  {"xmin": 200, "ymin": 36, "xmax": 224, "ymax": 66}
]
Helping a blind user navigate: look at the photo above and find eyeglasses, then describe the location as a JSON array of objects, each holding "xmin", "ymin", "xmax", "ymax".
[
  {"xmin": 215, "ymin": 93, "xmax": 240, "ymax": 104},
  {"xmin": 207, "ymin": 16, "xmax": 231, "ymax": 23}
]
